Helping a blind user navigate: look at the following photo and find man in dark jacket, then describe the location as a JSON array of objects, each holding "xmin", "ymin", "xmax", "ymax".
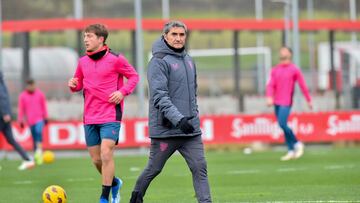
[
  {"xmin": 0, "ymin": 72, "xmax": 34, "ymax": 170},
  {"xmin": 130, "ymin": 21, "xmax": 212, "ymax": 203}
]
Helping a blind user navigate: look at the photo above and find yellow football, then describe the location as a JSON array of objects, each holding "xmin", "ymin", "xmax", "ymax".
[
  {"xmin": 42, "ymin": 185, "xmax": 67, "ymax": 203},
  {"xmin": 43, "ymin": 150, "xmax": 55, "ymax": 164}
]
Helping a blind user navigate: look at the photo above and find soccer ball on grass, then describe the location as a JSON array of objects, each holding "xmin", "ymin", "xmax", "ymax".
[
  {"xmin": 43, "ymin": 150, "xmax": 55, "ymax": 164},
  {"xmin": 42, "ymin": 185, "xmax": 67, "ymax": 203}
]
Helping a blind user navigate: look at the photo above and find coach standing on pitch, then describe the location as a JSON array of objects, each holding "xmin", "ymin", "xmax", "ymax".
[{"xmin": 130, "ymin": 21, "xmax": 212, "ymax": 203}]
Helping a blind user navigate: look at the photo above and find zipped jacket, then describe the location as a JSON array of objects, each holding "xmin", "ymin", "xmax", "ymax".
[
  {"xmin": 266, "ymin": 63, "xmax": 311, "ymax": 106},
  {"xmin": 18, "ymin": 89, "xmax": 48, "ymax": 126},
  {"xmin": 147, "ymin": 37, "xmax": 201, "ymax": 138},
  {"xmin": 71, "ymin": 47, "xmax": 139, "ymax": 124}
]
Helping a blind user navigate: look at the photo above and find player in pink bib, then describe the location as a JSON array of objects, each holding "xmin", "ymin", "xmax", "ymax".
[
  {"xmin": 18, "ymin": 79, "xmax": 48, "ymax": 165},
  {"xmin": 68, "ymin": 24, "xmax": 139, "ymax": 203},
  {"xmin": 266, "ymin": 47, "xmax": 313, "ymax": 161}
]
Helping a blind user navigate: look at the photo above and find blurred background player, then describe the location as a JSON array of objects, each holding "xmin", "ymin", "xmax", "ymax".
[
  {"xmin": 18, "ymin": 79, "xmax": 48, "ymax": 165},
  {"xmin": 130, "ymin": 21, "xmax": 212, "ymax": 203},
  {"xmin": 0, "ymin": 71, "xmax": 34, "ymax": 170},
  {"xmin": 68, "ymin": 24, "xmax": 139, "ymax": 203},
  {"xmin": 266, "ymin": 47, "xmax": 313, "ymax": 161}
]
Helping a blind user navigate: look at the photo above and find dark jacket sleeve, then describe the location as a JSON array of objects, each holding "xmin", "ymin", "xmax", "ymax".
[
  {"xmin": 193, "ymin": 60, "xmax": 199, "ymax": 114},
  {"xmin": 0, "ymin": 73, "xmax": 12, "ymax": 116},
  {"xmin": 147, "ymin": 58, "xmax": 184, "ymax": 126}
]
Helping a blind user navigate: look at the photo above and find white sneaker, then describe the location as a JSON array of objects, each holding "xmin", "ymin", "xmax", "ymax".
[
  {"xmin": 294, "ymin": 142, "xmax": 304, "ymax": 159},
  {"xmin": 280, "ymin": 151, "xmax": 295, "ymax": 161},
  {"xmin": 18, "ymin": 160, "xmax": 35, "ymax": 170}
]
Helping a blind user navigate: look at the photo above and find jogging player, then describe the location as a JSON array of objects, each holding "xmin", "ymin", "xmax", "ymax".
[
  {"xmin": 68, "ymin": 24, "xmax": 139, "ymax": 203},
  {"xmin": 18, "ymin": 79, "xmax": 48, "ymax": 165},
  {"xmin": 266, "ymin": 46, "xmax": 313, "ymax": 161}
]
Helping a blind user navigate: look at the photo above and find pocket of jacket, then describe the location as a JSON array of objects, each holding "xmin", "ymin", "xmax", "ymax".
[{"xmin": 158, "ymin": 112, "xmax": 173, "ymax": 128}]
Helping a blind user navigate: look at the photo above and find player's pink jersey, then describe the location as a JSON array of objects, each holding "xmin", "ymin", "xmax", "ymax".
[
  {"xmin": 70, "ymin": 48, "xmax": 139, "ymax": 124},
  {"xmin": 18, "ymin": 89, "xmax": 48, "ymax": 126},
  {"xmin": 266, "ymin": 63, "xmax": 311, "ymax": 106}
]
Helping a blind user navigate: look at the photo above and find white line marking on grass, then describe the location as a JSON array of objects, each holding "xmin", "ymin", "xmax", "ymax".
[
  {"xmin": 324, "ymin": 165, "xmax": 355, "ymax": 170},
  {"xmin": 277, "ymin": 167, "xmax": 306, "ymax": 173},
  {"xmin": 325, "ymin": 165, "xmax": 345, "ymax": 170},
  {"xmin": 66, "ymin": 177, "xmax": 95, "ymax": 182},
  {"xmin": 130, "ymin": 167, "xmax": 140, "ymax": 172},
  {"xmin": 228, "ymin": 169, "xmax": 261, "ymax": 174},
  {"xmin": 14, "ymin": 180, "xmax": 33, "ymax": 185}
]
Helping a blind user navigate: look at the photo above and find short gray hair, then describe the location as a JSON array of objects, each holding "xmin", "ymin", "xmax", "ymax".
[{"xmin": 162, "ymin": 21, "xmax": 188, "ymax": 34}]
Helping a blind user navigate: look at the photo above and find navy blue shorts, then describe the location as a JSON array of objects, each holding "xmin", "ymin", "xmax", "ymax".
[{"xmin": 84, "ymin": 122, "xmax": 120, "ymax": 147}]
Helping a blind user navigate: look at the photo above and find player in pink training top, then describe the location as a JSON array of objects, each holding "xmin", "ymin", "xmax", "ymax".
[
  {"xmin": 18, "ymin": 79, "xmax": 48, "ymax": 165},
  {"xmin": 266, "ymin": 47, "xmax": 313, "ymax": 161},
  {"xmin": 68, "ymin": 24, "xmax": 139, "ymax": 203}
]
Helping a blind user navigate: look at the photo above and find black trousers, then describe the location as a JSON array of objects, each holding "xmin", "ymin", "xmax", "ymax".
[
  {"xmin": 131, "ymin": 135, "xmax": 212, "ymax": 203},
  {"xmin": 0, "ymin": 121, "xmax": 30, "ymax": 161}
]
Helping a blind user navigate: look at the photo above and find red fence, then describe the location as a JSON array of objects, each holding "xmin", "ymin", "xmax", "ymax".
[
  {"xmin": 1, "ymin": 111, "xmax": 359, "ymax": 150},
  {"xmin": 4, "ymin": 18, "xmax": 360, "ymax": 32}
]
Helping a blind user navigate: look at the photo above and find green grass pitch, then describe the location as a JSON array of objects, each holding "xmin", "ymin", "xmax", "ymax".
[{"xmin": 0, "ymin": 146, "xmax": 359, "ymax": 203}]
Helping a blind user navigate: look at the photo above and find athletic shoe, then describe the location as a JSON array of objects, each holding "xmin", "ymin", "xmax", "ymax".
[
  {"xmin": 34, "ymin": 151, "xmax": 43, "ymax": 165},
  {"xmin": 99, "ymin": 197, "xmax": 109, "ymax": 203},
  {"xmin": 280, "ymin": 151, "xmax": 295, "ymax": 161},
  {"xmin": 294, "ymin": 142, "xmax": 304, "ymax": 159},
  {"xmin": 18, "ymin": 160, "xmax": 35, "ymax": 170},
  {"xmin": 111, "ymin": 177, "xmax": 123, "ymax": 203}
]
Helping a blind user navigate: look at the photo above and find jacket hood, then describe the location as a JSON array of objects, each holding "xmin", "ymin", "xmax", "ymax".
[{"xmin": 152, "ymin": 37, "xmax": 186, "ymax": 57}]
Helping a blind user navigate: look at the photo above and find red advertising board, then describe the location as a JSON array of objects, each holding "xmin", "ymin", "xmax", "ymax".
[{"xmin": 0, "ymin": 111, "xmax": 359, "ymax": 150}]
